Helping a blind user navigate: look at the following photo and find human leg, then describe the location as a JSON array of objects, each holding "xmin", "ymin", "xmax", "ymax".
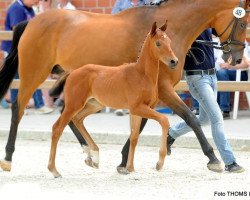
[
  {"xmin": 216, "ymin": 69, "xmax": 230, "ymax": 114},
  {"xmin": 33, "ymin": 89, "xmax": 53, "ymax": 114},
  {"xmin": 187, "ymin": 74, "xmax": 243, "ymax": 172},
  {"xmin": 33, "ymin": 89, "xmax": 45, "ymax": 109}
]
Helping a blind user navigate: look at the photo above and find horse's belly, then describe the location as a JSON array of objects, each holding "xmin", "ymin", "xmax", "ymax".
[{"xmin": 93, "ymin": 92, "xmax": 127, "ymax": 109}]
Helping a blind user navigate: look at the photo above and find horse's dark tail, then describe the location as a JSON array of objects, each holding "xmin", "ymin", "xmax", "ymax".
[
  {"xmin": 49, "ymin": 72, "xmax": 70, "ymax": 97},
  {"xmin": 0, "ymin": 21, "xmax": 29, "ymax": 101}
]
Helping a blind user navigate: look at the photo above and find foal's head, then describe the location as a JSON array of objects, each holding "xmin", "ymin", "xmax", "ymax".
[{"xmin": 149, "ymin": 20, "xmax": 178, "ymax": 69}]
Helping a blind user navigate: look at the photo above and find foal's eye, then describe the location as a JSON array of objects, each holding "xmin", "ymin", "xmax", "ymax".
[{"xmin": 156, "ymin": 41, "xmax": 161, "ymax": 47}]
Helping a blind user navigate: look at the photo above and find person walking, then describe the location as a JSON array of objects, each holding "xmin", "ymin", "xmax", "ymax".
[{"xmin": 167, "ymin": 29, "xmax": 245, "ymax": 173}]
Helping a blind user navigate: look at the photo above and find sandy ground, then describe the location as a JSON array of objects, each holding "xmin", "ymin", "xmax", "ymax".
[{"xmin": 0, "ymin": 139, "xmax": 250, "ymax": 200}]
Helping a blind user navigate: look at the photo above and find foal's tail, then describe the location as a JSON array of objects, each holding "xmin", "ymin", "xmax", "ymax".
[
  {"xmin": 0, "ymin": 21, "xmax": 29, "ymax": 101},
  {"xmin": 49, "ymin": 72, "xmax": 70, "ymax": 97}
]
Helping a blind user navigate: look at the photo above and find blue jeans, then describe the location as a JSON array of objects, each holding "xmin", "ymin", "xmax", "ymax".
[
  {"xmin": 216, "ymin": 69, "xmax": 248, "ymax": 112},
  {"xmin": 11, "ymin": 73, "xmax": 45, "ymax": 109},
  {"xmin": 169, "ymin": 74, "xmax": 236, "ymax": 165}
]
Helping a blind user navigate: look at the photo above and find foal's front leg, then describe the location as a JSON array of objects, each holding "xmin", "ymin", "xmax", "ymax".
[
  {"xmin": 118, "ymin": 115, "xmax": 142, "ymax": 174},
  {"xmin": 130, "ymin": 105, "xmax": 169, "ymax": 171}
]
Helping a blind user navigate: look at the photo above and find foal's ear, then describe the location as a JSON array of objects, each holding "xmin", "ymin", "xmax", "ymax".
[
  {"xmin": 150, "ymin": 22, "xmax": 157, "ymax": 37},
  {"xmin": 160, "ymin": 20, "xmax": 168, "ymax": 32}
]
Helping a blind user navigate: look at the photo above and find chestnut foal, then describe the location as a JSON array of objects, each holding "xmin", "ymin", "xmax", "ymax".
[{"xmin": 48, "ymin": 21, "xmax": 178, "ymax": 177}]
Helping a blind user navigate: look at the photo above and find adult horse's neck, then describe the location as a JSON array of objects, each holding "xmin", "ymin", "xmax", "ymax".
[
  {"xmin": 136, "ymin": 34, "xmax": 160, "ymax": 85},
  {"xmin": 156, "ymin": 0, "xmax": 238, "ymax": 50},
  {"xmin": 157, "ymin": 0, "xmax": 239, "ymax": 84},
  {"xmin": 124, "ymin": 0, "xmax": 239, "ymax": 84}
]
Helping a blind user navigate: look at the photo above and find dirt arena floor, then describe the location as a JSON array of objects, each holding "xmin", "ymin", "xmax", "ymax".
[{"xmin": 0, "ymin": 139, "xmax": 250, "ymax": 200}]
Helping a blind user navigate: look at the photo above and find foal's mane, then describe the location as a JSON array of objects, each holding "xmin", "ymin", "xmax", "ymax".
[{"xmin": 136, "ymin": 32, "xmax": 151, "ymax": 62}]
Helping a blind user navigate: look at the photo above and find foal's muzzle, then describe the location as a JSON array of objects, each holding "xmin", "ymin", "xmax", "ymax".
[{"xmin": 168, "ymin": 58, "xmax": 178, "ymax": 69}]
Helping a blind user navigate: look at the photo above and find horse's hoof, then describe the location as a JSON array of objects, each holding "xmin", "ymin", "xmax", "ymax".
[
  {"xmin": 85, "ymin": 157, "xmax": 99, "ymax": 169},
  {"xmin": 54, "ymin": 173, "xmax": 62, "ymax": 178},
  {"xmin": 116, "ymin": 166, "xmax": 130, "ymax": 175},
  {"xmin": 207, "ymin": 160, "xmax": 223, "ymax": 173},
  {"xmin": 156, "ymin": 162, "xmax": 163, "ymax": 171},
  {"xmin": 0, "ymin": 159, "xmax": 11, "ymax": 171}
]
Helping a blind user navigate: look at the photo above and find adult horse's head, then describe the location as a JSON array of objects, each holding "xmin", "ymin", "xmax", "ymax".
[
  {"xmin": 150, "ymin": 20, "xmax": 178, "ymax": 69},
  {"xmin": 212, "ymin": 0, "xmax": 250, "ymax": 65}
]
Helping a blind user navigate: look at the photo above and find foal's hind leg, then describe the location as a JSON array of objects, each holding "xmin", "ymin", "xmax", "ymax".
[
  {"xmin": 72, "ymin": 99, "xmax": 105, "ymax": 168},
  {"xmin": 48, "ymin": 108, "xmax": 77, "ymax": 178}
]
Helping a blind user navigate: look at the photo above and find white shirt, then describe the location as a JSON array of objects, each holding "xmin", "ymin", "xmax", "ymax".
[{"xmin": 57, "ymin": 2, "xmax": 76, "ymax": 10}]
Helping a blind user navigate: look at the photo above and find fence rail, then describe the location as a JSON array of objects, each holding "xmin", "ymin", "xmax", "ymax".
[
  {"xmin": 9, "ymin": 79, "xmax": 250, "ymax": 92},
  {"xmin": 0, "ymin": 31, "xmax": 13, "ymax": 40}
]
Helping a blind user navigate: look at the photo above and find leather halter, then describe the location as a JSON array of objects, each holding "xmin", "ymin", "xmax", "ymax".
[{"xmin": 196, "ymin": 0, "xmax": 248, "ymax": 54}]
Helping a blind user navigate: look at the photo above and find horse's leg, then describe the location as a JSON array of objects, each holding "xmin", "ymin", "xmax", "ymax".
[
  {"xmin": 117, "ymin": 86, "xmax": 221, "ymax": 173},
  {"xmin": 159, "ymin": 87, "xmax": 222, "ymax": 172},
  {"xmin": 118, "ymin": 115, "xmax": 142, "ymax": 174},
  {"xmin": 70, "ymin": 98, "xmax": 104, "ymax": 168},
  {"xmin": 71, "ymin": 118, "xmax": 100, "ymax": 169},
  {"xmin": 117, "ymin": 118, "xmax": 148, "ymax": 170},
  {"xmin": 62, "ymin": 99, "xmax": 104, "ymax": 148},
  {"xmin": 48, "ymin": 108, "xmax": 76, "ymax": 178},
  {"xmin": 130, "ymin": 105, "xmax": 169, "ymax": 171},
  {"xmin": 48, "ymin": 118, "xmax": 64, "ymax": 178},
  {"xmin": 0, "ymin": 64, "xmax": 52, "ymax": 171}
]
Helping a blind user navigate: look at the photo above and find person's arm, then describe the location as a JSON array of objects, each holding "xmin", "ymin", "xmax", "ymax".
[{"xmin": 220, "ymin": 56, "xmax": 250, "ymax": 70}]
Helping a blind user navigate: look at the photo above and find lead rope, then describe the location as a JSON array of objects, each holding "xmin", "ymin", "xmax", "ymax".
[{"xmin": 187, "ymin": 47, "xmax": 206, "ymax": 65}]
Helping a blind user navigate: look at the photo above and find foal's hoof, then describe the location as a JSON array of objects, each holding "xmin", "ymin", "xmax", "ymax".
[
  {"xmin": 54, "ymin": 173, "xmax": 62, "ymax": 178},
  {"xmin": 0, "ymin": 159, "xmax": 11, "ymax": 171},
  {"xmin": 116, "ymin": 166, "xmax": 130, "ymax": 175},
  {"xmin": 156, "ymin": 162, "xmax": 163, "ymax": 171},
  {"xmin": 85, "ymin": 157, "xmax": 99, "ymax": 169},
  {"xmin": 207, "ymin": 160, "xmax": 223, "ymax": 173}
]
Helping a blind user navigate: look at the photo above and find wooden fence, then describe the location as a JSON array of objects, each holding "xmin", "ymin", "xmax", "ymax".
[{"xmin": 7, "ymin": 79, "xmax": 250, "ymax": 92}]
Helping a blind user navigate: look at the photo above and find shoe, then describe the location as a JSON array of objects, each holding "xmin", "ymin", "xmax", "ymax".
[
  {"xmin": 192, "ymin": 108, "xmax": 199, "ymax": 115},
  {"xmin": 167, "ymin": 134, "xmax": 175, "ymax": 155},
  {"xmin": 114, "ymin": 109, "xmax": 124, "ymax": 116},
  {"xmin": 225, "ymin": 162, "xmax": 245, "ymax": 173},
  {"xmin": 0, "ymin": 99, "xmax": 9, "ymax": 109},
  {"xmin": 222, "ymin": 111, "xmax": 230, "ymax": 119},
  {"xmin": 35, "ymin": 106, "xmax": 54, "ymax": 114}
]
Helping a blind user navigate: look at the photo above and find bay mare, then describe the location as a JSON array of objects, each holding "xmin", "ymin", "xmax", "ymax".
[
  {"xmin": 48, "ymin": 22, "xmax": 178, "ymax": 177},
  {"xmin": 0, "ymin": 0, "xmax": 249, "ymax": 173}
]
